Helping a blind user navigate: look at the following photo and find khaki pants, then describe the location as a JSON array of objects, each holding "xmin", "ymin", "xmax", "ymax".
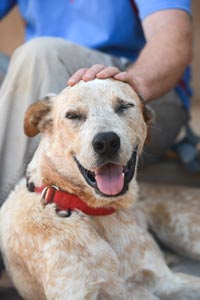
[{"xmin": 0, "ymin": 37, "xmax": 187, "ymax": 204}]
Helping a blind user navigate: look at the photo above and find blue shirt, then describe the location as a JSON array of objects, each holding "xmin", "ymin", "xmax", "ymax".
[{"xmin": 0, "ymin": 0, "xmax": 192, "ymax": 108}]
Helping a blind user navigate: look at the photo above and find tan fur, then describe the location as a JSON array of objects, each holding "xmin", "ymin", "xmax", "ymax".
[
  {"xmin": 0, "ymin": 79, "xmax": 200, "ymax": 300},
  {"xmin": 139, "ymin": 183, "xmax": 200, "ymax": 260}
]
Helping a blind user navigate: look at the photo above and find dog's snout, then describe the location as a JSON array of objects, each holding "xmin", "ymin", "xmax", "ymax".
[{"xmin": 92, "ymin": 132, "xmax": 120, "ymax": 156}]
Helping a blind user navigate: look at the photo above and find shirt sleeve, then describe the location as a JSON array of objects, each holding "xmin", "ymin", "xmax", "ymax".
[
  {"xmin": 0, "ymin": 0, "xmax": 17, "ymax": 19},
  {"xmin": 134, "ymin": 0, "xmax": 191, "ymax": 20}
]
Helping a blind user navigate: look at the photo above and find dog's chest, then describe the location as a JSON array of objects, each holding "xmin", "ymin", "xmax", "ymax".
[{"xmin": 93, "ymin": 210, "xmax": 155, "ymax": 280}]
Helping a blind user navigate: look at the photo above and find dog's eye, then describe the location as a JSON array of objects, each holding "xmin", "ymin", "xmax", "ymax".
[
  {"xmin": 65, "ymin": 112, "xmax": 83, "ymax": 120},
  {"xmin": 115, "ymin": 103, "xmax": 135, "ymax": 114}
]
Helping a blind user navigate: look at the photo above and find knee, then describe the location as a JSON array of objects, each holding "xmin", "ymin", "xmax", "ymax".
[{"xmin": 12, "ymin": 37, "xmax": 72, "ymax": 65}]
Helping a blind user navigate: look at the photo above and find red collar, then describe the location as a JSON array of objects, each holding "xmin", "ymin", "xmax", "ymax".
[{"xmin": 34, "ymin": 185, "xmax": 115, "ymax": 216}]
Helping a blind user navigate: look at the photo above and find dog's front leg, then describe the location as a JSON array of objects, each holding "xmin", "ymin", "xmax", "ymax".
[
  {"xmin": 40, "ymin": 214, "xmax": 128, "ymax": 300},
  {"xmin": 43, "ymin": 266, "xmax": 100, "ymax": 300},
  {"xmin": 43, "ymin": 248, "xmax": 129, "ymax": 300}
]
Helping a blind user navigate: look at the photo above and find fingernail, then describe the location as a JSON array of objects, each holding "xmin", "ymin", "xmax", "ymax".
[{"xmin": 68, "ymin": 79, "xmax": 76, "ymax": 85}]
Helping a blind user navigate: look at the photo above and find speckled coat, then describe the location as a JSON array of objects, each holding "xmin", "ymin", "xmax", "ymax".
[{"xmin": 0, "ymin": 79, "xmax": 200, "ymax": 300}]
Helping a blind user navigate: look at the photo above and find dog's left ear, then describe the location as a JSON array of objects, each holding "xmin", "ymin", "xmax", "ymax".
[
  {"xmin": 142, "ymin": 104, "xmax": 154, "ymax": 144},
  {"xmin": 24, "ymin": 96, "xmax": 53, "ymax": 137}
]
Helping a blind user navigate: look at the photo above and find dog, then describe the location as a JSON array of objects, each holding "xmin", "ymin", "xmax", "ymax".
[{"xmin": 0, "ymin": 78, "xmax": 200, "ymax": 300}]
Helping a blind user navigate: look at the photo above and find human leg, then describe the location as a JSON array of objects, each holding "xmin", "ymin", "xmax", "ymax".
[
  {"xmin": 143, "ymin": 90, "xmax": 188, "ymax": 163},
  {"xmin": 0, "ymin": 52, "xmax": 9, "ymax": 86}
]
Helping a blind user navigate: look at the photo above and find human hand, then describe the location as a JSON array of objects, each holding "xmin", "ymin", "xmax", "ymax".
[{"xmin": 67, "ymin": 64, "xmax": 136, "ymax": 89}]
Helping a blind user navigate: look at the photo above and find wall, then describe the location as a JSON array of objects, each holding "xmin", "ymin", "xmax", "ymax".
[{"xmin": 0, "ymin": 7, "xmax": 23, "ymax": 55}]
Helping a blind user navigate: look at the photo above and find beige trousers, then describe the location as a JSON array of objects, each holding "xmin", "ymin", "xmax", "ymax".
[{"xmin": 0, "ymin": 37, "xmax": 187, "ymax": 204}]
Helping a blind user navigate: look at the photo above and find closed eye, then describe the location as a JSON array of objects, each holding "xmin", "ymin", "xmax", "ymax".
[
  {"xmin": 115, "ymin": 102, "xmax": 135, "ymax": 114},
  {"xmin": 65, "ymin": 111, "xmax": 86, "ymax": 121}
]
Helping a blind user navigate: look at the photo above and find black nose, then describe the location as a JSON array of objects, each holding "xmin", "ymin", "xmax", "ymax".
[{"xmin": 92, "ymin": 132, "xmax": 120, "ymax": 156}]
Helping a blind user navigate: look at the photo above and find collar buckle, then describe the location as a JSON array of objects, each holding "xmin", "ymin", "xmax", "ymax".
[{"xmin": 41, "ymin": 185, "xmax": 60, "ymax": 206}]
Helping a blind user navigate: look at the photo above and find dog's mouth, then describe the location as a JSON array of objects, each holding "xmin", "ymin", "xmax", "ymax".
[{"xmin": 74, "ymin": 146, "xmax": 138, "ymax": 197}]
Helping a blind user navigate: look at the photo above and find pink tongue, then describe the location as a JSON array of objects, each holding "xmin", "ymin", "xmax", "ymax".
[{"xmin": 95, "ymin": 163, "xmax": 124, "ymax": 196}]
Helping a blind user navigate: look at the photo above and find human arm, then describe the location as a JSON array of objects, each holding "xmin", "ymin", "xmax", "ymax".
[
  {"xmin": 125, "ymin": 9, "xmax": 192, "ymax": 102},
  {"xmin": 68, "ymin": 9, "xmax": 192, "ymax": 103},
  {"xmin": 0, "ymin": 0, "xmax": 16, "ymax": 20}
]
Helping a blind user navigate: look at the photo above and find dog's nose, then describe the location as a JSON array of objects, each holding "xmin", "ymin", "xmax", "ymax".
[{"xmin": 92, "ymin": 132, "xmax": 120, "ymax": 156}]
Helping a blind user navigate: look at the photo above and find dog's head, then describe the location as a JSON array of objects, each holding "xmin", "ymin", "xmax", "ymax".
[{"xmin": 25, "ymin": 79, "xmax": 151, "ymax": 209}]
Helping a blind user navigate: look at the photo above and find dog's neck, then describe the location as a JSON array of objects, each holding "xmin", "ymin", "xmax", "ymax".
[
  {"xmin": 27, "ymin": 142, "xmax": 138, "ymax": 213},
  {"xmin": 31, "ymin": 184, "xmax": 116, "ymax": 216}
]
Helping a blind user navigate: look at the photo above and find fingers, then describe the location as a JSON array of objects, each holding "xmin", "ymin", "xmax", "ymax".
[
  {"xmin": 115, "ymin": 72, "xmax": 138, "ymax": 92},
  {"xmin": 68, "ymin": 68, "xmax": 88, "ymax": 86},
  {"xmin": 68, "ymin": 65, "xmax": 121, "ymax": 86},
  {"xmin": 114, "ymin": 71, "xmax": 129, "ymax": 82},
  {"xmin": 96, "ymin": 66, "xmax": 120, "ymax": 79},
  {"xmin": 82, "ymin": 64, "xmax": 105, "ymax": 81},
  {"xmin": 82, "ymin": 65, "xmax": 121, "ymax": 81},
  {"xmin": 68, "ymin": 64, "xmax": 105, "ymax": 86}
]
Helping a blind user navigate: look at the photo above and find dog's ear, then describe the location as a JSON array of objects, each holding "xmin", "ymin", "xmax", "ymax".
[
  {"xmin": 24, "ymin": 96, "xmax": 53, "ymax": 137},
  {"xmin": 142, "ymin": 104, "xmax": 154, "ymax": 144}
]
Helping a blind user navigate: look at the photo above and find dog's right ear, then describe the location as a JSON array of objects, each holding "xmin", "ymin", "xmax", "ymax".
[{"xmin": 24, "ymin": 96, "xmax": 53, "ymax": 137}]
